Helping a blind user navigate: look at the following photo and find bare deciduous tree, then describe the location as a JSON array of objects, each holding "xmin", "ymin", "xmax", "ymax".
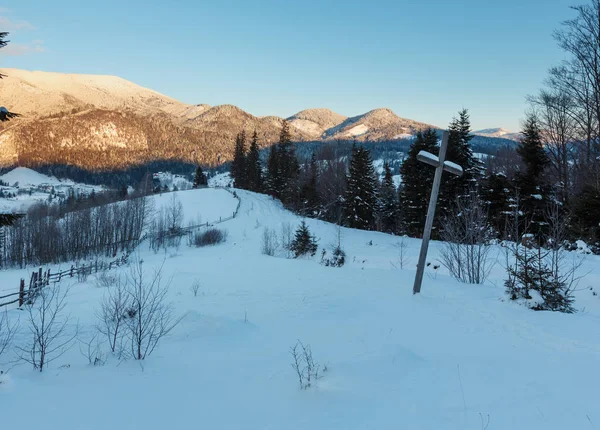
[
  {"xmin": 440, "ymin": 192, "xmax": 495, "ymax": 284},
  {"xmin": 261, "ymin": 227, "xmax": 279, "ymax": 256},
  {"xmin": 96, "ymin": 276, "xmax": 128, "ymax": 354},
  {"xmin": 0, "ymin": 309, "xmax": 18, "ymax": 360},
  {"xmin": 124, "ymin": 259, "xmax": 181, "ymax": 360},
  {"xmin": 16, "ymin": 285, "xmax": 78, "ymax": 372}
]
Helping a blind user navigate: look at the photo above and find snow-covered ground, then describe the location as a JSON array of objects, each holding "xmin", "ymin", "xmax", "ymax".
[
  {"xmin": 0, "ymin": 167, "xmax": 103, "ymax": 213},
  {"xmin": 1, "ymin": 188, "xmax": 599, "ymax": 430}
]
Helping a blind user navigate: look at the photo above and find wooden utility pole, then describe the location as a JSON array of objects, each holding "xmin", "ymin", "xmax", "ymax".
[{"xmin": 412, "ymin": 130, "xmax": 463, "ymax": 294}]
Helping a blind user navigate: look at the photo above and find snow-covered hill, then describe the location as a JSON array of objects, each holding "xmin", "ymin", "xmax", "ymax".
[
  {"xmin": 0, "ymin": 167, "xmax": 103, "ymax": 212},
  {"xmin": 0, "ymin": 188, "xmax": 598, "ymax": 430},
  {"xmin": 473, "ymin": 127, "xmax": 522, "ymax": 141}
]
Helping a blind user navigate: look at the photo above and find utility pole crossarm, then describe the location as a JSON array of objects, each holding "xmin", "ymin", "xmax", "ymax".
[
  {"xmin": 412, "ymin": 130, "xmax": 464, "ymax": 295},
  {"xmin": 416, "ymin": 151, "xmax": 464, "ymax": 176}
]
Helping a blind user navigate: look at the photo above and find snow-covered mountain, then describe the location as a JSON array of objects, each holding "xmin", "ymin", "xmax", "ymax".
[
  {"xmin": 0, "ymin": 68, "xmax": 509, "ymax": 170},
  {"xmin": 473, "ymin": 127, "xmax": 521, "ymax": 141}
]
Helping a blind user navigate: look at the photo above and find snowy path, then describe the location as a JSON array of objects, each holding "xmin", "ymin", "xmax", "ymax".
[{"xmin": 0, "ymin": 189, "xmax": 599, "ymax": 429}]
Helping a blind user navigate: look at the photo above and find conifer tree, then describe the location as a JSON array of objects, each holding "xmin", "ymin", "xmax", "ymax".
[
  {"xmin": 0, "ymin": 33, "xmax": 20, "ymax": 122},
  {"xmin": 516, "ymin": 113, "xmax": 551, "ymax": 237},
  {"xmin": 481, "ymin": 172, "xmax": 511, "ymax": 238},
  {"xmin": 438, "ymin": 109, "xmax": 480, "ymax": 223},
  {"xmin": 378, "ymin": 161, "xmax": 398, "ymax": 233},
  {"xmin": 300, "ymin": 153, "xmax": 320, "ymax": 216},
  {"xmin": 193, "ymin": 165, "xmax": 207, "ymax": 188},
  {"xmin": 343, "ymin": 145, "xmax": 378, "ymax": 230},
  {"xmin": 245, "ymin": 130, "xmax": 262, "ymax": 192},
  {"xmin": 231, "ymin": 131, "xmax": 247, "ymax": 189},
  {"xmin": 265, "ymin": 145, "xmax": 279, "ymax": 197},
  {"xmin": 290, "ymin": 221, "xmax": 318, "ymax": 258},
  {"xmin": 399, "ymin": 129, "xmax": 438, "ymax": 236}
]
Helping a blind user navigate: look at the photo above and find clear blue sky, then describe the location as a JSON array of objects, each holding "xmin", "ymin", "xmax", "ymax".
[{"xmin": 0, "ymin": 0, "xmax": 578, "ymax": 131}]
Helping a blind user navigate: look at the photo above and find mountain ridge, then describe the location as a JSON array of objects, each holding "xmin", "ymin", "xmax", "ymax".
[{"xmin": 0, "ymin": 68, "xmax": 508, "ymax": 169}]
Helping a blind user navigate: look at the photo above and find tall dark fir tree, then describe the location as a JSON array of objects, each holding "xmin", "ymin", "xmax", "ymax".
[
  {"xmin": 438, "ymin": 109, "xmax": 480, "ymax": 225},
  {"xmin": 377, "ymin": 161, "xmax": 398, "ymax": 233},
  {"xmin": 267, "ymin": 120, "xmax": 299, "ymax": 205},
  {"xmin": 231, "ymin": 131, "xmax": 247, "ymax": 189},
  {"xmin": 515, "ymin": 112, "xmax": 551, "ymax": 237},
  {"xmin": 300, "ymin": 153, "xmax": 321, "ymax": 216},
  {"xmin": 343, "ymin": 145, "xmax": 378, "ymax": 230},
  {"xmin": 0, "ymin": 33, "xmax": 20, "ymax": 123},
  {"xmin": 193, "ymin": 165, "xmax": 208, "ymax": 188},
  {"xmin": 245, "ymin": 130, "xmax": 262, "ymax": 192},
  {"xmin": 399, "ymin": 128, "xmax": 438, "ymax": 236}
]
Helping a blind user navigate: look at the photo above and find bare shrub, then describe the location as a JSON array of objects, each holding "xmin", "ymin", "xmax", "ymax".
[
  {"xmin": 440, "ymin": 193, "xmax": 495, "ymax": 284},
  {"xmin": 96, "ymin": 276, "xmax": 128, "ymax": 354},
  {"xmin": 123, "ymin": 259, "xmax": 182, "ymax": 360},
  {"xmin": 95, "ymin": 270, "xmax": 119, "ymax": 288},
  {"xmin": 261, "ymin": 227, "xmax": 279, "ymax": 256},
  {"xmin": 290, "ymin": 340, "xmax": 321, "ymax": 389},
  {"xmin": 16, "ymin": 285, "xmax": 78, "ymax": 372},
  {"xmin": 78, "ymin": 333, "xmax": 106, "ymax": 366},
  {"xmin": 0, "ymin": 309, "xmax": 18, "ymax": 360},
  {"xmin": 395, "ymin": 237, "xmax": 410, "ymax": 269},
  {"xmin": 190, "ymin": 228, "xmax": 228, "ymax": 247},
  {"xmin": 190, "ymin": 280, "xmax": 201, "ymax": 297},
  {"xmin": 280, "ymin": 222, "xmax": 294, "ymax": 257}
]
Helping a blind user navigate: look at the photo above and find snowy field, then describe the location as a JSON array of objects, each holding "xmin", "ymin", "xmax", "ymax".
[{"xmin": 1, "ymin": 188, "xmax": 599, "ymax": 430}]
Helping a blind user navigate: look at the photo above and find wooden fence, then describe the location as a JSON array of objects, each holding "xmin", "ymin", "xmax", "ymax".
[
  {"xmin": 0, "ymin": 254, "xmax": 129, "ymax": 309},
  {"xmin": 0, "ymin": 186, "xmax": 242, "ymax": 309}
]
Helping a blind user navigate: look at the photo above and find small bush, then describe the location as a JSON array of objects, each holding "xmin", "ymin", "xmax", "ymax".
[
  {"xmin": 320, "ymin": 245, "xmax": 346, "ymax": 267},
  {"xmin": 261, "ymin": 227, "xmax": 279, "ymax": 256},
  {"xmin": 95, "ymin": 271, "xmax": 118, "ymax": 288},
  {"xmin": 290, "ymin": 221, "xmax": 318, "ymax": 258},
  {"xmin": 190, "ymin": 228, "xmax": 228, "ymax": 247}
]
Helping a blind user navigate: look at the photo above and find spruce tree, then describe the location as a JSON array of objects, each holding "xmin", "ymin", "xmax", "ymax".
[
  {"xmin": 438, "ymin": 109, "xmax": 480, "ymax": 224},
  {"xmin": 231, "ymin": 131, "xmax": 247, "ymax": 189},
  {"xmin": 300, "ymin": 153, "xmax": 320, "ymax": 216},
  {"xmin": 378, "ymin": 161, "xmax": 398, "ymax": 233},
  {"xmin": 277, "ymin": 120, "xmax": 300, "ymax": 205},
  {"xmin": 245, "ymin": 130, "xmax": 262, "ymax": 192},
  {"xmin": 290, "ymin": 221, "xmax": 318, "ymax": 258},
  {"xmin": 481, "ymin": 172, "xmax": 511, "ymax": 238},
  {"xmin": 399, "ymin": 129, "xmax": 438, "ymax": 236},
  {"xmin": 0, "ymin": 33, "xmax": 20, "ymax": 122},
  {"xmin": 265, "ymin": 144, "xmax": 279, "ymax": 197},
  {"xmin": 516, "ymin": 113, "xmax": 550, "ymax": 238},
  {"xmin": 343, "ymin": 145, "xmax": 378, "ymax": 230},
  {"xmin": 193, "ymin": 166, "xmax": 207, "ymax": 188}
]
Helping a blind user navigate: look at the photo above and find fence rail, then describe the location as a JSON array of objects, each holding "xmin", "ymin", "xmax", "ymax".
[
  {"xmin": 0, "ymin": 254, "xmax": 129, "ymax": 308},
  {"xmin": 0, "ymin": 186, "xmax": 242, "ymax": 309}
]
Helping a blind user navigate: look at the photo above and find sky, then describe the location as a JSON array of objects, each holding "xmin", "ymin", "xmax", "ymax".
[{"xmin": 0, "ymin": 0, "xmax": 580, "ymax": 131}]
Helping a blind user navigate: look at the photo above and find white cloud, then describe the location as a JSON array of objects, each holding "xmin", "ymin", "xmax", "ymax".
[
  {"xmin": 0, "ymin": 16, "xmax": 35, "ymax": 31},
  {"xmin": 1, "ymin": 40, "xmax": 45, "ymax": 56}
]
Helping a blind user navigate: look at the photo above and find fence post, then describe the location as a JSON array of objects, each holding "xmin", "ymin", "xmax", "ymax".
[
  {"xmin": 38, "ymin": 267, "xmax": 42, "ymax": 283},
  {"xmin": 70, "ymin": 265, "xmax": 74, "ymax": 277},
  {"xmin": 18, "ymin": 279, "xmax": 25, "ymax": 307}
]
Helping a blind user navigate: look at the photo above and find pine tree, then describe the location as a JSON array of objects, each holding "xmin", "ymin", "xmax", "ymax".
[
  {"xmin": 300, "ymin": 153, "xmax": 320, "ymax": 216},
  {"xmin": 481, "ymin": 172, "xmax": 511, "ymax": 238},
  {"xmin": 378, "ymin": 161, "xmax": 398, "ymax": 233},
  {"xmin": 516, "ymin": 113, "xmax": 551, "ymax": 238},
  {"xmin": 265, "ymin": 145, "xmax": 279, "ymax": 197},
  {"xmin": 266, "ymin": 120, "xmax": 299, "ymax": 204},
  {"xmin": 193, "ymin": 166, "xmax": 207, "ymax": 188},
  {"xmin": 343, "ymin": 145, "xmax": 378, "ymax": 230},
  {"xmin": 438, "ymin": 109, "xmax": 480, "ymax": 224},
  {"xmin": 245, "ymin": 130, "xmax": 262, "ymax": 192},
  {"xmin": 518, "ymin": 113, "xmax": 549, "ymax": 181},
  {"xmin": 0, "ymin": 33, "xmax": 20, "ymax": 122},
  {"xmin": 290, "ymin": 221, "xmax": 318, "ymax": 258},
  {"xmin": 231, "ymin": 131, "xmax": 247, "ymax": 189},
  {"xmin": 399, "ymin": 129, "xmax": 438, "ymax": 236}
]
